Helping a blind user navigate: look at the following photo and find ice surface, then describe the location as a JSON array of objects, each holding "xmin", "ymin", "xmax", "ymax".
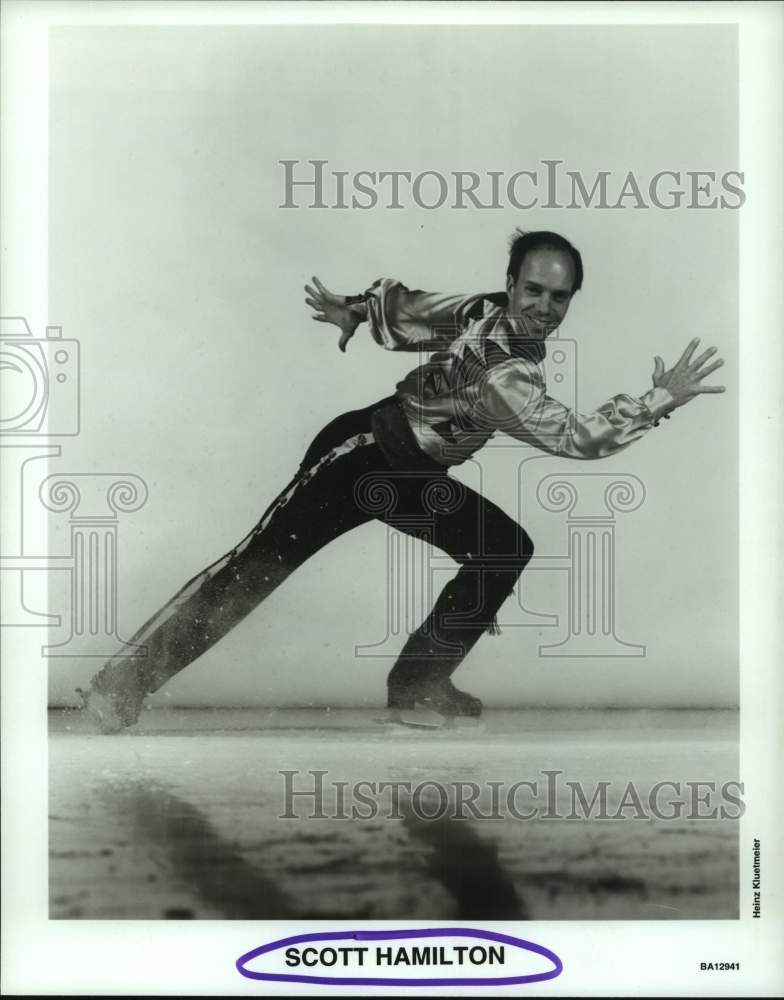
[{"xmin": 49, "ymin": 707, "xmax": 739, "ymax": 920}]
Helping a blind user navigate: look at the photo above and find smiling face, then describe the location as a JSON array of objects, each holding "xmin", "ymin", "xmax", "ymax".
[{"xmin": 505, "ymin": 247, "xmax": 576, "ymax": 338}]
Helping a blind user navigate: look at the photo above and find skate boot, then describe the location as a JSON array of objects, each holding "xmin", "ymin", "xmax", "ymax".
[
  {"xmin": 387, "ymin": 677, "xmax": 483, "ymax": 719},
  {"xmin": 75, "ymin": 681, "xmax": 147, "ymax": 734}
]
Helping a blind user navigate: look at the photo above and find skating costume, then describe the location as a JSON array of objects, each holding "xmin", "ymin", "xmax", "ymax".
[{"xmin": 84, "ymin": 280, "xmax": 676, "ymax": 729}]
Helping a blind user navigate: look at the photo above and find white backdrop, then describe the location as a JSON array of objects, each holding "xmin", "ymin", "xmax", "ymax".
[{"xmin": 47, "ymin": 24, "xmax": 738, "ymax": 708}]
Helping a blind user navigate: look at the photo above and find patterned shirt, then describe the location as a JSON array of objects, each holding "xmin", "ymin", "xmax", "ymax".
[{"xmin": 363, "ymin": 278, "xmax": 676, "ymax": 467}]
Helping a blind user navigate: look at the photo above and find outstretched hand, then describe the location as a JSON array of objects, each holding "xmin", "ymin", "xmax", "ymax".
[
  {"xmin": 304, "ymin": 276, "xmax": 362, "ymax": 353},
  {"xmin": 652, "ymin": 339, "xmax": 725, "ymax": 408}
]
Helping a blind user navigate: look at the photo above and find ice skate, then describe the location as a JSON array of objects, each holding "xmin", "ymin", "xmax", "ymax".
[
  {"xmin": 381, "ymin": 677, "xmax": 484, "ymax": 729},
  {"xmin": 75, "ymin": 683, "xmax": 146, "ymax": 734}
]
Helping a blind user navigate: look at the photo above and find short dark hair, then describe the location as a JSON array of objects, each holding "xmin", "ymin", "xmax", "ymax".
[{"xmin": 506, "ymin": 229, "xmax": 584, "ymax": 293}]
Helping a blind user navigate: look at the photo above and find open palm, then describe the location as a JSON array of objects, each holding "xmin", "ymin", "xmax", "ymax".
[
  {"xmin": 304, "ymin": 276, "xmax": 360, "ymax": 352},
  {"xmin": 653, "ymin": 338, "xmax": 725, "ymax": 407}
]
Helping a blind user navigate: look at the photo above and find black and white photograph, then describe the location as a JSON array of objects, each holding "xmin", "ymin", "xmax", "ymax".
[{"xmin": 1, "ymin": 1, "xmax": 782, "ymax": 996}]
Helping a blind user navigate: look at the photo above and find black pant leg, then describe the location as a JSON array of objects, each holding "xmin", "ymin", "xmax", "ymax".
[
  {"xmin": 91, "ymin": 438, "xmax": 385, "ymax": 697},
  {"xmin": 379, "ymin": 472, "xmax": 534, "ymax": 692}
]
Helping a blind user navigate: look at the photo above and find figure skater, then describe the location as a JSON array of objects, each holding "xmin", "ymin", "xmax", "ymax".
[{"xmin": 78, "ymin": 230, "xmax": 725, "ymax": 732}]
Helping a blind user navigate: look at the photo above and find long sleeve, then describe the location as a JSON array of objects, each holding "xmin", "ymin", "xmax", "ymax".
[
  {"xmin": 482, "ymin": 360, "xmax": 677, "ymax": 459},
  {"xmin": 364, "ymin": 278, "xmax": 487, "ymax": 352}
]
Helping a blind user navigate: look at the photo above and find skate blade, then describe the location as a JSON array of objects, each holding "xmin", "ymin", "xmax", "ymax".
[{"xmin": 373, "ymin": 709, "xmax": 445, "ymax": 730}]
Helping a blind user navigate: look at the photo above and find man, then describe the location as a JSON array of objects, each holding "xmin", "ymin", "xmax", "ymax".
[{"xmin": 79, "ymin": 230, "xmax": 724, "ymax": 732}]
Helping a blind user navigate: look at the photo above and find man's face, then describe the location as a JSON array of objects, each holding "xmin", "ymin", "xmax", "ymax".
[{"xmin": 505, "ymin": 248, "xmax": 576, "ymax": 338}]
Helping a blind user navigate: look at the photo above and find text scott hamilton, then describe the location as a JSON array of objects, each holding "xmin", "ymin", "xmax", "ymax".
[{"xmin": 284, "ymin": 944, "xmax": 505, "ymax": 968}]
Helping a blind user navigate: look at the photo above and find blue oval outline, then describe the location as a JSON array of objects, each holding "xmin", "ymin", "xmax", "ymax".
[{"xmin": 236, "ymin": 926, "xmax": 563, "ymax": 986}]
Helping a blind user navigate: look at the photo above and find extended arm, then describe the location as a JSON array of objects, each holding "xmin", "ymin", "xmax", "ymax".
[
  {"xmin": 304, "ymin": 276, "xmax": 485, "ymax": 353},
  {"xmin": 482, "ymin": 338, "xmax": 725, "ymax": 459}
]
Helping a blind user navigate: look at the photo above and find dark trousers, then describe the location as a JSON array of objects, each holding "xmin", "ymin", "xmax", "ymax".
[{"xmin": 92, "ymin": 401, "xmax": 534, "ymax": 698}]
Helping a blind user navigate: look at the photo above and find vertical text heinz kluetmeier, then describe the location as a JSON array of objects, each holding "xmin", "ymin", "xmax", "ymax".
[{"xmin": 752, "ymin": 838, "xmax": 761, "ymax": 918}]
